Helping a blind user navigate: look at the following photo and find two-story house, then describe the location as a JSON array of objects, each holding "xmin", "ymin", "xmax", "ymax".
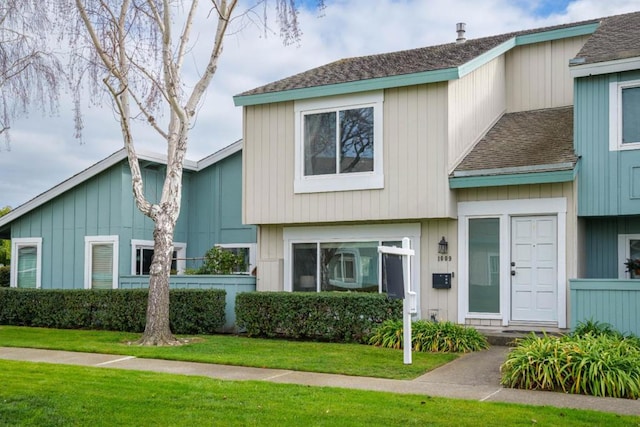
[{"xmin": 234, "ymin": 11, "xmax": 640, "ymax": 333}]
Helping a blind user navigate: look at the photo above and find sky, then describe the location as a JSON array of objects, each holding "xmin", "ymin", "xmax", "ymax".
[{"xmin": 1, "ymin": 0, "xmax": 639, "ymax": 210}]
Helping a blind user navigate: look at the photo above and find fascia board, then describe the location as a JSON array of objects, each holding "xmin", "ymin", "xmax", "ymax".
[
  {"xmin": 570, "ymin": 56, "xmax": 640, "ymax": 78},
  {"xmin": 449, "ymin": 169, "xmax": 576, "ymax": 189}
]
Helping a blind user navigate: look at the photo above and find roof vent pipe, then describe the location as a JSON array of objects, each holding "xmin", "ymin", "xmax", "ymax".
[{"xmin": 456, "ymin": 22, "xmax": 466, "ymax": 43}]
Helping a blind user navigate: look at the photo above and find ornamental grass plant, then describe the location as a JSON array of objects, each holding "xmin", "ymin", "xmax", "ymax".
[
  {"xmin": 368, "ymin": 319, "xmax": 489, "ymax": 353},
  {"xmin": 501, "ymin": 327, "xmax": 640, "ymax": 399}
]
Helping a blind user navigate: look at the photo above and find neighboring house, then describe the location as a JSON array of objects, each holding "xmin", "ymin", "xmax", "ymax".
[
  {"xmin": 233, "ymin": 11, "xmax": 640, "ymax": 332},
  {"xmin": 0, "ymin": 140, "xmax": 256, "ymax": 290},
  {"xmin": 568, "ymin": 12, "xmax": 640, "ymax": 334}
]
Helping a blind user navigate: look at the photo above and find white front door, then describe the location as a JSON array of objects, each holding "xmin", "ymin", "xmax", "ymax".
[{"xmin": 511, "ymin": 216, "xmax": 557, "ymax": 322}]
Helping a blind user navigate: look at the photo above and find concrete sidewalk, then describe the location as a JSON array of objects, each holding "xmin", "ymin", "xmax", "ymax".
[{"xmin": 1, "ymin": 346, "xmax": 639, "ymax": 416}]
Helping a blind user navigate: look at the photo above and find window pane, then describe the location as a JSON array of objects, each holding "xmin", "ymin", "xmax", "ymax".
[
  {"xmin": 468, "ymin": 218, "xmax": 500, "ymax": 313},
  {"xmin": 17, "ymin": 246, "xmax": 37, "ymax": 288},
  {"xmin": 381, "ymin": 241, "xmax": 402, "ymax": 293},
  {"xmin": 339, "ymin": 107, "xmax": 374, "ymax": 173},
  {"xmin": 320, "ymin": 241, "xmax": 378, "ymax": 292},
  {"xmin": 631, "ymin": 239, "xmax": 640, "ymax": 260},
  {"xmin": 304, "ymin": 112, "xmax": 336, "ymax": 176},
  {"xmin": 292, "ymin": 243, "xmax": 317, "ymax": 291},
  {"xmin": 219, "ymin": 247, "xmax": 250, "ymax": 273},
  {"xmin": 622, "ymin": 86, "xmax": 640, "ymax": 144},
  {"xmin": 92, "ymin": 243, "xmax": 113, "ymax": 289}
]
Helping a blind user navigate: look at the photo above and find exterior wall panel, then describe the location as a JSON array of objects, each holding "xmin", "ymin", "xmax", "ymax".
[
  {"xmin": 506, "ymin": 36, "xmax": 588, "ymax": 112},
  {"xmin": 243, "ymin": 84, "xmax": 453, "ymax": 225},
  {"xmin": 448, "ymin": 56, "xmax": 506, "ymax": 170}
]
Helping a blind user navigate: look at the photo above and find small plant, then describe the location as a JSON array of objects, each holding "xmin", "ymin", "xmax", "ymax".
[
  {"xmin": 501, "ymin": 331, "xmax": 640, "ymax": 399},
  {"xmin": 369, "ymin": 319, "xmax": 488, "ymax": 353},
  {"xmin": 198, "ymin": 246, "xmax": 245, "ymax": 275},
  {"xmin": 624, "ymin": 258, "xmax": 640, "ymax": 276}
]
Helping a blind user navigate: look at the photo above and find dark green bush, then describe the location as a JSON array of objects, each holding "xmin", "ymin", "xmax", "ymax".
[
  {"xmin": 368, "ymin": 319, "xmax": 488, "ymax": 353},
  {"xmin": 0, "ymin": 288, "xmax": 225, "ymax": 334},
  {"xmin": 235, "ymin": 292, "xmax": 402, "ymax": 343},
  {"xmin": 0, "ymin": 265, "xmax": 9, "ymax": 287},
  {"xmin": 501, "ymin": 332, "xmax": 640, "ymax": 399}
]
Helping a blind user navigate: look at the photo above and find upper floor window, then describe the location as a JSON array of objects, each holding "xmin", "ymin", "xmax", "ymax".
[
  {"xmin": 10, "ymin": 237, "xmax": 42, "ymax": 289},
  {"xmin": 294, "ymin": 92, "xmax": 384, "ymax": 193},
  {"xmin": 610, "ymin": 79, "xmax": 640, "ymax": 151}
]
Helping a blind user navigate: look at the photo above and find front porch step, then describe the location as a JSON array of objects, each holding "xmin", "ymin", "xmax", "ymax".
[{"xmin": 478, "ymin": 329, "xmax": 566, "ymax": 347}]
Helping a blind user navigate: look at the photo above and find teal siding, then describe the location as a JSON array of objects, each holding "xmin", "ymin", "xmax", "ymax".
[
  {"xmin": 570, "ymin": 279, "xmax": 640, "ymax": 336},
  {"xmin": 575, "ymin": 71, "xmax": 640, "ymax": 216},
  {"xmin": 584, "ymin": 217, "xmax": 640, "ymax": 278},
  {"xmin": 8, "ymin": 149, "xmax": 255, "ymax": 289},
  {"xmin": 186, "ymin": 151, "xmax": 256, "ymax": 268}
]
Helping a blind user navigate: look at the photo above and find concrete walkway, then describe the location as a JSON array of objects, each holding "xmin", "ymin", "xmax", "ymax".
[{"xmin": 1, "ymin": 346, "xmax": 639, "ymax": 416}]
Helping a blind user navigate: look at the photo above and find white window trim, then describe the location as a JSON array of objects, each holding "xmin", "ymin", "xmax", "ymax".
[
  {"xmin": 294, "ymin": 91, "xmax": 384, "ymax": 194},
  {"xmin": 10, "ymin": 237, "xmax": 42, "ymax": 289},
  {"xmin": 617, "ymin": 234, "xmax": 640, "ymax": 279},
  {"xmin": 609, "ymin": 79, "xmax": 640, "ymax": 151},
  {"xmin": 216, "ymin": 243, "xmax": 257, "ymax": 274},
  {"xmin": 130, "ymin": 239, "xmax": 187, "ymax": 275},
  {"xmin": 457, "ymin": 198, "xmax": 567, "ymax": 328},
  {"xmin": 84, "ymin": 235, "xmax": 119, "ymax": 289},
  {"xmin": 283, "ymin": 223, "xmax": 420, "ymax": 314}
]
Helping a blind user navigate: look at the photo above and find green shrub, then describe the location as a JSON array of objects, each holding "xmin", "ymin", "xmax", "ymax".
[
  {"xmin": 197, "ymin": 246, "xmax": 245, "ymax": 275},
  {"xmin": 369, "ymin": 319, "xmax": 488, "ymax": 353},
  {"xmin": 235, "ymin": 292, "xmax": 402, "ymax": 343},
  {"xmin": 0, "ymin": 288, "xmax": 225, "ymax": 334},
  {"xmin": 501, "ymin": 332, "xmax": 640, "ymax": 399},
  {"xmin": 0, "ymin": 265, "xmax": 9, "ymax": 287}
]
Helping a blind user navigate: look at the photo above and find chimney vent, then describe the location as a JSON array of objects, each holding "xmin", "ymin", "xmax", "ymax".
[{"xmin": 456, "ymin": 22, "xmax": 466, "ymax": 43}]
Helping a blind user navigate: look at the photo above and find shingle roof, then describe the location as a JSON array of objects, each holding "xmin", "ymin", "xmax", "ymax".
[
  {"xmin": 452, "ymin": 107, "xmax": 576, "ymax": 176},
  {"xmin": 571, "ymin": 11, "xmax": 640, "ymax": 65},
  {"xmin": 239, "ymin": 18, "xmax": 603, "ymax": 97}
]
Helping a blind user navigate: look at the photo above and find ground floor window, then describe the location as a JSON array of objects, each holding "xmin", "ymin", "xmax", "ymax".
[
  {"xmin": 130, "ymin": 240, "xmax": 186, "ymax": 275},
  {"xmin": 85, "ymin": 236, "xmax": 119, "ymax": 289},
  {"xmin": 284, "ymin": 224, "xmax": 420, "ymax": 295},
  {"xmin": 468, "ymin": 218, "xmax": 500, "ymax": 313},
  {"xmin": 618, "ymin": 234, "xmax": 640, "ymax": 278},
  {"xmin": 215, "ymin": 243, "xmax": 256, "ymax": 274},
  {"xmin": 11, "ymin": 237, "xmax": 42, "ymax": 288}
]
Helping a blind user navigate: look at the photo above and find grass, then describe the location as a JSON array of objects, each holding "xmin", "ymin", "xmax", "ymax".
[
  {"xmin": 0, "ymin": 326, "xmax": 457, "ymax": 380},
  {"xmin": 1, "ymin": 360, "xmax": 636, "ymax": 427}
]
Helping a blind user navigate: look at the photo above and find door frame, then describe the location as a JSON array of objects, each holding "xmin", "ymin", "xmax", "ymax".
[{"xmin": 457, "ymin": 198, "xmax": 567, "ymax": 328}]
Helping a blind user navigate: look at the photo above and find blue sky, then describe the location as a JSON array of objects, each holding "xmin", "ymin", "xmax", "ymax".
[{"xmin": 1, "ymin": 0, "xmax": 639, "ymax": 209}]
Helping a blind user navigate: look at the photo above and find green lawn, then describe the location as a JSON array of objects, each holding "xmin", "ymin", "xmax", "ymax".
[
  {"xmin": 1, "ymin": 359, "xmax": 635, "ymax": 427},
  {"xmin": 0, "ymin": 326, "xmax": 456, "ymax": 379}
]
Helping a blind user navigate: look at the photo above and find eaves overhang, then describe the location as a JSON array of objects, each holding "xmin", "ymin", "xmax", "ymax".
[
  {"xmin": 570, "ymin": 56, "xmax": 640, "ymax": 78},
  {"xmin": 234, "ymin": 23, "xmax": 599, "ymax": 107},
  {"xmin": 449, "ymin": 163, "xmax": 578, "ymax": 189}
]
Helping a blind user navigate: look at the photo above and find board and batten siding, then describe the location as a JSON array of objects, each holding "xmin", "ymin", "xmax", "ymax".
[
  {"xmin": 505, "ymin": 36, "xmax": 588, "ymax": 113},
  {"xmin": 186, "ymin": 151, "xmax": 256, "ymax": 267},
  {"xmin": 448, "ymin": 56, "xmax": 506, "ymax": 170},
  {"xmin": 242, "ymin": 84, "xmax": 453, "ymax": 225},
  {"xmin": 575, "ymin": 70, "xmax": 640, "ymax": 216},
  {"xmin": 582, "ymin": 217, "xmax": 640, "ymax": 278}
]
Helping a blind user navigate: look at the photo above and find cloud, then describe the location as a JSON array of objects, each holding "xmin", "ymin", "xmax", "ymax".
[{"xmin": 1, "ymin": 0, "xmax": 638, "ymax": 209}]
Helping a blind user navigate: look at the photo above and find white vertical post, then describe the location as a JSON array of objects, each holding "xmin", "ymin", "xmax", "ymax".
[{"xmin": 378, "ymin": 237, "xmax": 415, "ymax": 365}]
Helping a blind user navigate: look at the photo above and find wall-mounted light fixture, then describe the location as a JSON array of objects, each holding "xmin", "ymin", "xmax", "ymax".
[{"xmin": 438, "ymin": 236, "xmax": 448, "ymax": 255}]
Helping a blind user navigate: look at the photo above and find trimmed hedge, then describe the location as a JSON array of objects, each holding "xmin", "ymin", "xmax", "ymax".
[
  {"xmin": 0, "ymin": 288, "xmax": 225, "ymax": 334},
  {"xmin": 235, "ymin": 292, "xmax": 402, "ymax": 343}
]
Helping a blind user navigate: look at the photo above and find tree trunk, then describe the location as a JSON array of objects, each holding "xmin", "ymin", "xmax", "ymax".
[{"xmin": 137, "ymin": 212, "xmax": 181, "ymax": 346}]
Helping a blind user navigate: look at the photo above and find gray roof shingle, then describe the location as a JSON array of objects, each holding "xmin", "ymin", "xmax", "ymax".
[
  {"xmin": 239, "ymin": 17, "xmax": 608, "ymax": 97},
  {"xmin": 452, "ymin": 107, "xmax": 576, "ymax": 176},
  {"xmin": 571, "ymin": 11, "xmax": 640, "ymax": 65}
]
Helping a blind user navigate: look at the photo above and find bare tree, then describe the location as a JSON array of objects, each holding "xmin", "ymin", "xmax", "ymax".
[
  {"xmin": 0, "ymin": 1, "xmax": 62, "ymax": 147},
  {"xmin": 59, "ymin": 0, "xmax": 322, "ymax": 345}
]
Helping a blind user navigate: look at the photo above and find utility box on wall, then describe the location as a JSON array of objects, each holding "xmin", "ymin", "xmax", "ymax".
[{"xmin": 432, "ymin": 273, "xmax": 451, "ymax": 289}]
